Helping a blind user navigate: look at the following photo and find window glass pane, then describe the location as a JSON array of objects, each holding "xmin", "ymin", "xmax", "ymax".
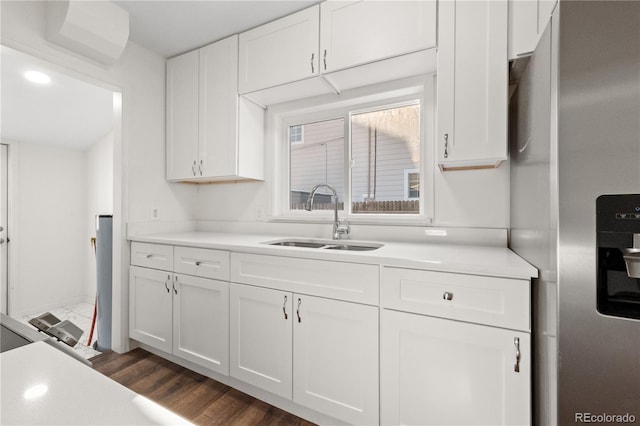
[
  {"xmin": 290, "ymin": 118, "xmax": 345, "ymax": 210},
  {"xmin": 351, "ymin": 104, "xmax": 420, "ymax": 214}
]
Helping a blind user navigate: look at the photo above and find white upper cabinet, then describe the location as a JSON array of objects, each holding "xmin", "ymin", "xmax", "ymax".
[
  {"xmin": 167, "ymin": 35, "xmax": 264, "ymax": 182},
  {"xmin": 166, "ymin": 50, "xmax": 199, "ymax": 180},
  {"xmin": 320, "ymin": 0, "xmax": 436, "ymax": 73},
  {"xmin": 238, "ymin": 6, "xmax": 320, "ymax": 95},
  {"xmin": 508, "ymin": 0, "xmax": 557, "ymax": 59},
  {"xmin": 437, "ymin": 0, "xmax": 509, "ymax": 170}
]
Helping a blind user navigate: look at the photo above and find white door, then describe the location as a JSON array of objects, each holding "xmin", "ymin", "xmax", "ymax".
[
  {"xmin": 229, "ymin": 283, "xmax": 293, "ymax": 399},
  {"xmin": 166, "ymin": 49, "xmax": 199, "ymax": 180},
  {"xmin": 199, "ymin": 35, "xmax": 238, "ymax": 179},
  {"xmin": 129, "ymin": 266, "xmax": 173, "ymax": 353},
  {"xmin": 238, "ymin": 5, "xmax": 319, "ymax": 94},
  {"xmin": 320, "ymin": 0, "xmax": 436, "ymax": 73},
  {"xmin": 0, "ymin": 144, "xmax": 8, "ymax": 314},
  {"xmin": 381, "ymin": 309, "xmax": 531, "ymax": 426},
  {"xmin": 437, "ymin": 0, "xmax": 508, "ymax": 167},
  {"xmin": 173, "ymin": 274, "xmax": 229, "ymax": 375},
  {"xmin": 293, "ymin": 295, "xmax": 379, "ymax": 425}
]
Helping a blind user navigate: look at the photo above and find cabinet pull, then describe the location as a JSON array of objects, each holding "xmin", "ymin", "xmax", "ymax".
[
  {"xmin": 165, "ymin": 275, "xmax": 170, "ymax": 293},
  {"xmin": 282, "ymin": 295, "xmax": 288, "ymax": 320},
  {"xmin": 444, "ymin": 133, "xmax": 449, "ymax": 159},
  {"xmin": 443, "ymin": 291, "xmax": 454, "ymax": 301},
  {"xmin": 514, "ymin": 337, "xmax": 521, "ymax": 373},
  {"xmin": 199, "ymin": 159, "xmax": 203, "ymax": 176},
  {"xmin": 195, "ymin": 261, "xmax": 202, "ymax": 266},
  {"xmin": 323, "ymin": 49, "xmax": 327, "ymax": 70},
  {"xmin": 310, "ymin": 53, "xmax": 315, "ymax": 73},
  {"xmin": 191, "ymin": 160, "xmax": 197, "ymax": 176},
  {"xmin": 173, "ymin": 276, "xmax": 178, "ymax": 295},
  {"xmin": 145, "ymin": 254, "xmax": 153, "ymax": 259},
  {"xmin": 296, "ymin": 298, "xmax": 302, "ymax": 323}
]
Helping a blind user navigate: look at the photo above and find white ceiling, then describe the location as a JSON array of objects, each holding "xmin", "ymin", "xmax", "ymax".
[
  {"xmin": 1, "ymin": 1, "xmax": 321, "ymax": 149},
  {"xmin": 1, "ymin": 47, "xmax": 114, "ymax": 149},
  {"xmin": 114, "ymin": 0, "xmax": 322, "ymax": 58}
]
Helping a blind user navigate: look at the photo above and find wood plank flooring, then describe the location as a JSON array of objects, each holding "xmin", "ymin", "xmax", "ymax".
[{"xmin": 90, "ymin": 348, "xmax": 316, "ymax": 426}]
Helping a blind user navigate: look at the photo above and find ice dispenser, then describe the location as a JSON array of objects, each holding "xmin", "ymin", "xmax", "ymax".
[{"xmin": 596, "ymin": 194, "xmax": 640, "ymax": 320}]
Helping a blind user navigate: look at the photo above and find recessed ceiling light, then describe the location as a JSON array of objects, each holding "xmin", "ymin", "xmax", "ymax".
[{"xmin": 24, "ymin": 70, "xmax": 51, "ymax": 85}]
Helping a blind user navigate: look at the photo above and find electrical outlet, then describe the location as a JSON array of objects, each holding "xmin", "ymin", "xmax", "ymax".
[{"xmin": 151, "ymin": 208, "xmax": 160, "ymax": 221}]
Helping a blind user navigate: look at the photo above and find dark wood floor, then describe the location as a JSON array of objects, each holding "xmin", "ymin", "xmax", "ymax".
[{"xmin": 90, "ymin": 348, "xmax": 316, "ymax": 426}]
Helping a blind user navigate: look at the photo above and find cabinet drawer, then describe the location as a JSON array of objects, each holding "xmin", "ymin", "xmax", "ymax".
[
  {"xmin": 231, "ymin": 253, "xmax": 379, "ymax": 305},
  {"xmin": 382, "ymin": 267, "xmax": 530, "ymax": 331},
  {"xmin": 131, "ymin": 242, "xmax": 173, "ymax": 270},
  {"xmin": 174, "ymin": 246, "xmax": 230, "ymax": 280}
]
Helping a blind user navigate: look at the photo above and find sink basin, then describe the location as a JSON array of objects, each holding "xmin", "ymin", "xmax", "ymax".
[
  {"xmin": 323, "ymin": 244, "xmax": 382, "ymax": 251},
  {"xmin": 269, "ymin": 241, "xmax": 327, "ymax": 248},
  {"xmin": 264, "ymin": 239, "xmax": 383, "ymax": 251}
]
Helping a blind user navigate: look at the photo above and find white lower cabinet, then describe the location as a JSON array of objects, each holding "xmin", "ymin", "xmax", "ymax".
[
  {"xmin": 229, "ymin": 282, "xmax": 379, "ymax": 425},
  {"xmin": 229, "ymin": 283, "xmax": 293, "ymax": 399},
  {"xmin": 381, "ymin": 309, "xmax": 531, "ymax": 426},
  {"xmin": 293, "ymin": 294, "xmax": 379, "ymax": 425},
  {"xmin": 129, "ymin": 266, "xmax": 229, "ymax": 375}
]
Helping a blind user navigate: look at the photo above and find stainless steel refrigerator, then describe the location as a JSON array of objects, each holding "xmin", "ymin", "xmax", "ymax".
[{"xmin": 509, "ymin": 2, "xmax": 640, "ymax": 424}]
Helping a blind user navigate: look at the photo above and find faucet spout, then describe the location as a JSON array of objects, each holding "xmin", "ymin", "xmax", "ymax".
[{"xmin": 305, "ymin": 184, "xmax": 350, "ymax": 240}]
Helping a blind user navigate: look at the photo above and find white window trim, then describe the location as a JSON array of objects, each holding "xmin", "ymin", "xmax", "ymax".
[{"xmin": 267, "ymin": 75, "xmax": 435, "ymax": 225}]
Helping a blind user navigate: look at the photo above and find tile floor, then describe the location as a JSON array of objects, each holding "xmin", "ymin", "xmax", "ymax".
[{"xmin": 15, "ymin": 302, "xmax": 102, "ymax": 359}]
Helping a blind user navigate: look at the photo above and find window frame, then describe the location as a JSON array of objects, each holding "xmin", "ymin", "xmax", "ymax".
[{"xmin": 268, "ymin": 75, "xmax": 435, "ymax": 225}]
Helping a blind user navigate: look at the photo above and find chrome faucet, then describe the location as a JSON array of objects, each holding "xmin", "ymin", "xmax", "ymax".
[{"xmin": 305, "ymin": 183, "xmax": 350, "ymax": 240}]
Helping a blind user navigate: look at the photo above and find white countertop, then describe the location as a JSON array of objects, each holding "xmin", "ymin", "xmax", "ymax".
[
  {"xmin": 130, "ymin": 231, "xmax": 538, "ymax": 279},
  {"xmin": 0, "ymin": 341, "xmax": 192, "ymax": 425}
]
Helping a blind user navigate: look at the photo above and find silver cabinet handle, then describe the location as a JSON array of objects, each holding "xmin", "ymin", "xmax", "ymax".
[
  {"xmin": 296, "ymin": 298, "xmax": 302, "ymax": 323},
  {"xmin": 199, "ymin": 159, "xmax": 203, "ymax": 176},
  {"xmin": 444, "ymin": 133, "xmax": 449, "ymax": 159},
  {"xmin": 195, "ymin": 261, "xmax": 202, "ymax": 266},
  {"xmin": 0, "ymin": 238, "xmax": 5, "ymax": 244},
  {"xmin": 323, "ymin": 49, "xmax": 327, "ymax": 70},
  {"xmin": 282, "ymin": 295, "xmax": 288, "ymax": 320},
  {"xmin": 173, "ymin": 276, "xmax": 178, "ymax": 295},
  {"xmin": 310, "ymin": 53, "xmax": 315, "ymax": 73},
  {"xmin": 192, "ymin": 160, "xmax": 196, "ymax": 176},
  {"xmin": 145, "ymin": 254, "xmax": 153, "ymax": 259},
  {"xmin": 443, "ymin": 292, "xmax": 454, "ymax": 301},
  {"xmin": 514, "ymin": 337, "xmax": 521, "ymax": 373},
  {"xmin": 165, "ymin": 275, "xmax": 170, "ymax": 293}
]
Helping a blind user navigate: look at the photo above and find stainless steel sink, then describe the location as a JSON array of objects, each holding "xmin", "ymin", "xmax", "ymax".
[
  {"xmin": 269, "ymin": 241, "xmax": 327, "ymax": 248},
  {"xmin": 264, "ymin": 239, "xmax": 383, "ymax": 251}
]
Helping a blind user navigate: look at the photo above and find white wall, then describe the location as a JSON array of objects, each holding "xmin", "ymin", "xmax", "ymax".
[
  {"xmin": 11, "ymin": 142, "xmax": 89, "ymax": 317},
  {"xmin": 85, "ymin": 131, "xmax": 114, "ymax": 302},
  {"xmin": 1, "ymin": 0, "xmax": 197, "ymax": 351}
]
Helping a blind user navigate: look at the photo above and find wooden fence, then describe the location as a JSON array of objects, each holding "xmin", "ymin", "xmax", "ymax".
[{"xmin": 291, "ymin": 200, "xmax": 418, "ymax": 214}]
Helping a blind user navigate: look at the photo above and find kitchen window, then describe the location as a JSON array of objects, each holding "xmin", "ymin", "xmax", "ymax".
[{"xmin": 272, "ymin": 76, "xmax": 434, "ymax": 223}]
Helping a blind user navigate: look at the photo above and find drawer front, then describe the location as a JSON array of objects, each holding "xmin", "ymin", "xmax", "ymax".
[
  {"xmin": 382, "ymin": 267, "xmax": 530, "ymax": 331},
  {"xmin": 231, "ymin": 253, "xmax": 379, "ymax": 305},
  {"xmin": 131, "ymin": 242, "xmax": 173, "ymax": 270},
  {"xmin": 174, "ymin": 246, "xmax": 230, "ymax": 280}
]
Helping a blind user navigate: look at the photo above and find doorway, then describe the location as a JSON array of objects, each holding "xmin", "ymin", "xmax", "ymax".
[{"xmin": 0, "ymin": 46, "xmax": 121, "ymax": 354}]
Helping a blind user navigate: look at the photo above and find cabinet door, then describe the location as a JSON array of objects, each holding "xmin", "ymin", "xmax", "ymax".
[
  {"xmin": 173, "ymin": 274, "xmax": 229, "ymax": 375},
  {"xmin": 199, "ymin": 35, "xmax": 238, "ymax": 178},
  {"xmin": 129, "ymin": 266, "xmax": 173, "ymax": 353},
  {"xmin": 229, "ymin": 283, "xmax": 293, "ymax": 399},
  {"xmin": 238, "ymin": 5, "xmax": 319, "ymax": 94},
  {"xmin": 437, "ymin": 0, "xmax": 508, "ymax": 169},
  {"xmin": 166, "ymin": 50, "xmax": 199, "ymax": 180},
  {"xmin": 381, "ymin": 310, "xmax": 531, "ymax": 425},
  {"xmin": 508, "ymin": 0, "xmax": 539, "ymax": 59},
  {"xmin": 320, "ymin": 0, "xmax": 436, "ymax": 73},
  {"xmin": 293, "ymin": 295, "xmax": 379, "ymax": 425}
]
